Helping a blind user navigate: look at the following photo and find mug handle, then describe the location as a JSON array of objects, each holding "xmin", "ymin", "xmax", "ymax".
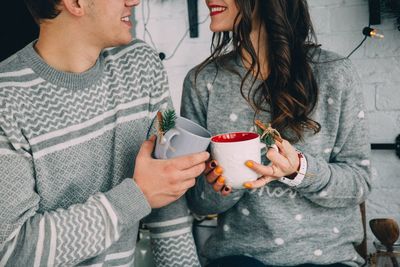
[{"xmin": 155, "ymin": 129, "xmax": 180, "ymax": 159}]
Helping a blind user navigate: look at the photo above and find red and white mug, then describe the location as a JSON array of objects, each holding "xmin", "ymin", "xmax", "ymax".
[{"xmin": 211, "ymin": 132, "xmax": 263, "ymax": 189}]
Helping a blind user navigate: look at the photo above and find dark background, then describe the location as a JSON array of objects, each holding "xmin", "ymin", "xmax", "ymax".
[{"xmin": 0, "ymin": 1, "xmax": 38, "ymax": 62}]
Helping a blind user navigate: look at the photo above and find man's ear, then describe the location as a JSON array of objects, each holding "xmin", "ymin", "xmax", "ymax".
[{"xmin": 61, "ymin": 0, "xmax": 85, "ymax": 17}]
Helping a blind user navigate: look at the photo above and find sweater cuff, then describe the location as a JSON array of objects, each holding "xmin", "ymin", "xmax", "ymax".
[
  {"xmin": 294, "ymin": 152, "xmax": 330, "ymax": 190},
  {"xmin": 104, "ymin": 178, "xmax": 151, "ymax": 227}
]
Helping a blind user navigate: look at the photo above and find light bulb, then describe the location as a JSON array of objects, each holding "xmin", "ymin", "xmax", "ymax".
[
  {"xmin": 370, "ymin": 29, "xmax": 384, "ymax": 39},
  {"xmin": 362, "ymin": 27, "xmax": 384, "ymax": 39}
]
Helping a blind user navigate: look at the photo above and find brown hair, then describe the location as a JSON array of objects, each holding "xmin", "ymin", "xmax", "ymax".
[
  {"xmin": 24, "ymin": 0, "xmax": 62, "ymax": 22},
  {"xmin": 195, "ymin": 0, "xmax": 321, "ymax": 142}
]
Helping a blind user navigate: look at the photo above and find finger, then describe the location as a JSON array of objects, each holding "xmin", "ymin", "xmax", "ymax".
[
  {"xmin": 168, "ymin": 179, "xmax": 196, "ymax": 198},
  {"xmin": 137, "ymin": 135, "xmax": 157, "ymax": 158},
  {"xmin": 204, "ymin": 160, "xmax": 218, "ymax": 175},
  {"xmin": 221, "ymin": 185, "xmax": 232, "ymax": 196},
  {"xmin": 245, "ymin": 160, "xmax": 274, "ymax": 177},
  {"xmin": 268, "ymin": 145, "xmax": 298, "ymax": 173},
  {"xmin": 180, "ymin": 178, "xmax": 197, "ymax": 191},
  {"xmin": 280, "ymin": 140, "xmax": 300, "ymax": 168},
  {"xmin": 171, "ymin": 189, "xmax": 187, "ymax": 200},
  {"xmin": 271, "ymin": 164, "xmax": 284, "ymax": 177},
  {"xmin": 206, "ymin": 166, "xmax": 223, "ymax": 184},
  {"xmin": 212, "ymin": 176, "xmax": 225, "ymax": 192},
  {"xmin": 275, "ymin": 140, "xmax": 285, "ymax": 154},
  {"xmin": 276, "ymin": 139, "xmax": 296, "ymax": 158},
  {"xmin": 243, "ymin": 176, "xmax": 274, "ymax": 189},
  {"xmin": 173, "ymin": 152, "xmax": 210, "ymax": 170},
  {"xmin": 179, "ymin": 162, "xmax": 207, "ymax": 180},
  {"xmin": 148, "ymin": 135, "xmax": 157, "ymax": 142},
  {"xmin": 266, "ymin": 147, "xmax": 287, "ymax": 166}
]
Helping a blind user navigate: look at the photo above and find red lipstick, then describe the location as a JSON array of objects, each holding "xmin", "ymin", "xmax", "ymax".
[{"xmin": 208, "ymin": 5, "xmax": 227, "ymax": 16}]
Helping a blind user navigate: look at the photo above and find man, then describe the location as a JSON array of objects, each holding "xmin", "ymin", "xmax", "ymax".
[{"xmin": 0, "ymin": 0, "xmax": 205, "ymax": 266}]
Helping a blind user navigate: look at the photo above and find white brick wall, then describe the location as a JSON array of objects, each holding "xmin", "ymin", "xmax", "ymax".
[{"xmin": 133, "ymin": 0, "xmax": 400, "ymax": 253}]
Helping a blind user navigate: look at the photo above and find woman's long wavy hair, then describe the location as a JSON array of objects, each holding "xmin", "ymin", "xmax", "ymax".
[{"xmin": 195, "ymin": 0, "xmax": 321, "ymax": 142}]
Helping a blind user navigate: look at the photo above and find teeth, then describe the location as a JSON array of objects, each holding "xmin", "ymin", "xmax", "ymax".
[
  {"xmin": 211, "ymin": 7, "xmax": 226, "ymax": 12},
  {"xmin": 121, "ymin": 16, "xmax": 130, "ymax": 22}
]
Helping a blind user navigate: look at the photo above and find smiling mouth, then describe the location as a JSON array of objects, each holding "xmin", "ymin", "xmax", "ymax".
[
  {"xmin": 121, "ymin": 16, "xmax": 130, "ymax": 22},
  {"xmin": 209, "ymin": 6, "xmax": 227, "ymax": 16}
]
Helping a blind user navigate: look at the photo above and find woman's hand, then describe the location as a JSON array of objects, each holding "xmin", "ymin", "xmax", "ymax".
[
  {"xmin": 243, "ymin": 139, "xmax": 300, "ymax": 189},
  {"xmin": 204, "ymin": 160, "xmax": 232, "ymax": 196},
  {"xmin": 203, "ymin": 139, "xmax": 299, "ymax": 193}
]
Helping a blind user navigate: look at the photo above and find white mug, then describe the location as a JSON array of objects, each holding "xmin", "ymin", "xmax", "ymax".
[
  {"xmin": 154, "ymin": 117, "xmax": 211, "ymax": 159},
  {"xmin": 211, "ymin": 132, "xmax": 263, "ymax": 189}
]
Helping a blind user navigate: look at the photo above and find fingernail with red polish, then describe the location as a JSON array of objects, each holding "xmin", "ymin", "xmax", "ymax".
[{"xmin": 210, "ymin": 160, "xmax": 217, "ymax": 168}]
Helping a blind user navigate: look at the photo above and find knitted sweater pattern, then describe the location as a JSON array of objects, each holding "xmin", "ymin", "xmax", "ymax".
[
  {"xmin": 182, "ymin": 50, "xmax": 372, "ymax": 267},
  {"xmin": 0, "ymin": 40, "xmax": 199, "ymax": 266}
]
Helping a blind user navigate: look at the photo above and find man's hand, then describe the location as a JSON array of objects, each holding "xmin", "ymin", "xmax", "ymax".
[{"xmin": 133, "ymin": 136, "xmax": 209, "ymax": 208}]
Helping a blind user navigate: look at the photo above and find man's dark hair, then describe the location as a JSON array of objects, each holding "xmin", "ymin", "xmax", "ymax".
[{"xmin": 24, "ymin": 0, "xmax": 62, "ymax": 21}]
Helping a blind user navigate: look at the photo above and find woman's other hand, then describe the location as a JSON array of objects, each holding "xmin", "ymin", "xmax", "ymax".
[{"xmin": 204, "ymin": 160, "xmax": 232, "ymax": 196}]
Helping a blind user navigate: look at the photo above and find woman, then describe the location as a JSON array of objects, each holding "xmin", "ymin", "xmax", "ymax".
[{"xmin": 181, "ymin": 0, "xmax": 371, "ymax": 266}]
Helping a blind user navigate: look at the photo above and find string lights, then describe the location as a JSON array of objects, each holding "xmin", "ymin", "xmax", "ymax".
[
  {"xmin": 139, "ymin": 1, "xmax": 384, "ymax": 61},
  {"xmin": 363, "ymin": 26, "xmax": 385, "ymax": 39}
]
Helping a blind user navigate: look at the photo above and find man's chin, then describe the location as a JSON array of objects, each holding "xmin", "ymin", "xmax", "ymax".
[{"xmin": 106, "ymin": 37, "xmax": 134, "ymax": 49}]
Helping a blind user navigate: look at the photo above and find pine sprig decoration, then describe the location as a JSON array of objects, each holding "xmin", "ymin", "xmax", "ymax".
[
  {"xmin": 156, "ymin": 109, "xmax": 177, "ymax": 139},
  {"xmin": 254, "ymin": 120, "xmax": 316, "ymax": 178},
  {"xmin": 161, "ymin": 110, "xmax": 177, "ymax": 132},
  {"xmin": 254, "ymin": 120, "xmax": 283, "ymax": 147}
]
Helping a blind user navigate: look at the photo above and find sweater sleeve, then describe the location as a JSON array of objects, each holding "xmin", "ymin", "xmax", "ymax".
[
  {"xmin": 0, "ymin": 122, "xmax": 151, "ymax": 266},
  {"xmin": 295, "ymin": 59, "xmax": 372, "ymax": 208},
  {"xmin": 143, "ymin": 55, "xmax": 201, "ymax": 267},
  {"xmin": 181, "ymin": 69, "xmax": 245, "ymax": 216},
  {"xmin": 144, "ymin": 197, "xmax": 201, "ymax": 267}
]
